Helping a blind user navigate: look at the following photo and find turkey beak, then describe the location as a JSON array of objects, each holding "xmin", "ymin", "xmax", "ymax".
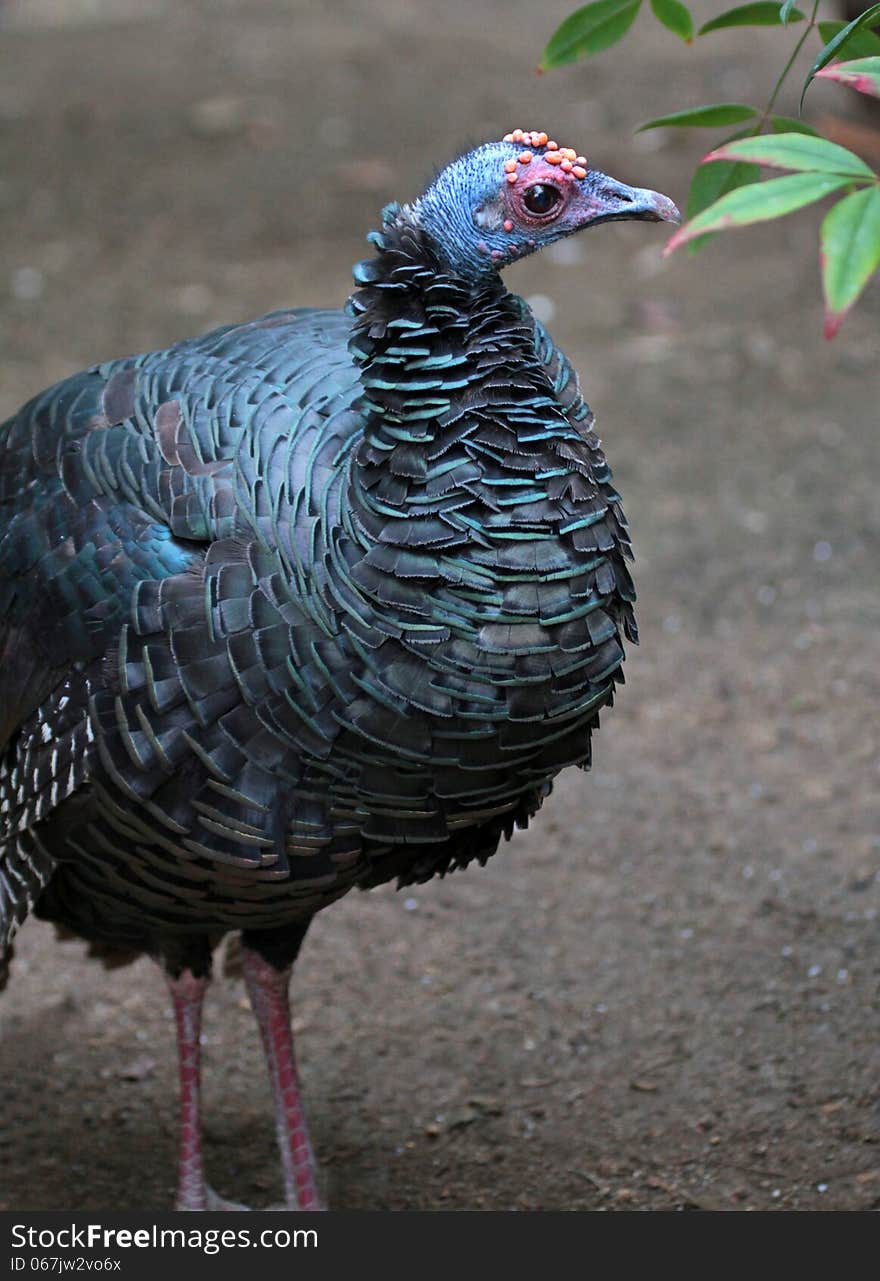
[{"xmin": 578, "ymin": 172, "xmax": 681, "ymax": 227}]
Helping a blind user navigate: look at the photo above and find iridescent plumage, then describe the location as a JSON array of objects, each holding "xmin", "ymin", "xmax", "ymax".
[{"xmin": 0, "ymin": 137, "xmax": 678, "ymax": 1207}]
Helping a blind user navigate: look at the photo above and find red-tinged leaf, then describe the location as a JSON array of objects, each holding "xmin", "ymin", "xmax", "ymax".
[
  {"xmin": 770, "ymin": 114, "xmax": 819, "ymax": 136},
  {"xmin": 705, "ymin": 132, "xmax": 876, "ymax": 178},
  {"xmin": 699, "ymin": 2, "xmax": 803, "ymax": 34},
  {"xmin": 817, "ymin": 20, "xmax": 880, "ymax": 58},
  {"xmin": 816, "ymin": 56, "xmax": 880, "ymax": 100},
  {"xmin": 802, "ymin": 5, "xmax": 880, "ymax": 107},
  {"xmin": 540, "ymin": 0, "xmax": 642, "ymax": 68},
  {"xmin": 665, "ymin": 171, "xmax": 853, "ymax": 254},
  {"xmin": 637, "ymin": 103, "xmax": 757, "ymax": 130},
  {"xmin": 820, "ymin": 185, "xmax": 880, "ymax": 337},
  {"xmin": 650, "ymin": 0, "xmax": 694, "ymax": 41}
]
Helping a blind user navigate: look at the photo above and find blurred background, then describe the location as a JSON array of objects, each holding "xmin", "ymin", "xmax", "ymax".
[{"xmin": 0, "ymin": 0, "xmax": 877, "ymax": 1210}]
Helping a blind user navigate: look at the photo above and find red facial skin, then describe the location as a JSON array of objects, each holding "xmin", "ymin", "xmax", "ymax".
[
  {"xmin": 495, "ymin": 157, "xmax": 588, "ymax": 260},
  {"xmin": 505, "ymin": 157, "xmax": 581, "ymax": 227},
  {"xmin": 499, "ymin": 153, "xmax": 679, "ymax": 259},
  {"xmin": 470, "ymin": 132, "xmax": 679, "ymax": 264}
]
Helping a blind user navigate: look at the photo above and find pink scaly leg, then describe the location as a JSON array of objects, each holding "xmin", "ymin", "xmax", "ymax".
[
  {"xmin": 241, "ymin": 947, "xmax": 323, "ymax": 1211},
  {"xmin": 166, "ymin": 968, "xmax": 246, "ymax": 1212}
]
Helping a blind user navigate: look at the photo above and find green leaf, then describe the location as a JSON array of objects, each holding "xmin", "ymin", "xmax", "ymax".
[
  {"xmin": 666, "ymin": 171, "xmax": 853, "ymax": 254},
  {"xmin": 699, "ymin": 3, "xmax": 803, "ymax": 35},
  {"xmin": 770, "ymin": 114, "xmax": 819, "ymax": 136},
  {"xmin": 779, "ymin": 0, "xmax": 797, "ymax": 22},
  {"xmin": 637, "ymin": 103, "xmax": 758, "ymax": 130},
  {"xmin": 705, "ymin": 133, "xmax": 876, "ymax": 178},
  {"xmin": 683, "ymin": 130, "xmax": 761, "ymax": 253},
  {"xmin": 687, "ymin": 160, "xmax": 759, "ymax": 221},
  {"xmin": 650, "ymin": 0, "xmax": 693, "ymax": 41},
  {"xmin": 821, "ymin": 185, "xmax": 880, "ymax": 337},
  {"xmin": 540, "ymin": 0, "xmax": 642, "ymax": 68},
  {"xmin": 816, "ymin": 56, "xmax": 880, "ymax": 100},
  {"xmin": 802, "ymin": 5, "xmax": 880, "ymax": 106},
  {"xmin": 816, "ymin": 19, "xmax": 880, "ymax": 58}
]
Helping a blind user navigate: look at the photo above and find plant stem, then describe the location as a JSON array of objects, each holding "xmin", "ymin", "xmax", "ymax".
[{"xmin": 758, "ymin": 0, "xmax": 823, "ymax": 127}]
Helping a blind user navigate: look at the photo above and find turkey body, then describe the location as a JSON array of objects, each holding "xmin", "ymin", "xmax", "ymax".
[
  {"xmin": 1, "ymin": 282, "xmax": 634, "ymax": 962},
  {"xmin": 0, "ymin": 141, "xmax": 674, "ymax": 1206}
]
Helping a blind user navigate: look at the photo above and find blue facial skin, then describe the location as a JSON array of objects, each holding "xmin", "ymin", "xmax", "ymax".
[
  {"xmin": 416, "ymin": 140, "xmax": 680, "ymax": 280},
  {"xmin": 418, "ymin": 142, "xmax": 526, "ymax": 277}
]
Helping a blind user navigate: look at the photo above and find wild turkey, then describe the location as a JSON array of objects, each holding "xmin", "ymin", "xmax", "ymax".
[{"xmin": 0, "ymin": 131, "xmax": 678, "ymax": 1210}]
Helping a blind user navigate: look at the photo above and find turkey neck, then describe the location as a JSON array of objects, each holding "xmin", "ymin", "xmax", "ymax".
[
  {"xmin": 345, "ymin": 211, "xmax": 606, "ymax": 567},
  {"xmin": 337, "ymin": 208, "xmax": 636, "ymax": 676}
]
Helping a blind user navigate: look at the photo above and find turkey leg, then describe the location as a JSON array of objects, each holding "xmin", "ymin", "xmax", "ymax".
[
  {"xmin": 241, "ymin": 946, "xmax": 323, "ymax": 1211},
  {"xmin": 166, "ymin": 968, "xmax": 246, "ymax": 1211}
]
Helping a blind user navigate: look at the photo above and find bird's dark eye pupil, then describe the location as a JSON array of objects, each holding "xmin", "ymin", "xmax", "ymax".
[{"xmin": 523, "ymin": 184, "xmax": 561, "ymax": 216}]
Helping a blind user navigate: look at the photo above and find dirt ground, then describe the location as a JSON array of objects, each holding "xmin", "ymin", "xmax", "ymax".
[{"xmin": 0, "ymin": 0, "xmax": 878, "ymax": 1213}]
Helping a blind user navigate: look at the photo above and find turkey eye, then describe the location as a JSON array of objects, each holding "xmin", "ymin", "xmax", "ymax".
[{"xmin": 522, "ymin": 184, "xmax": 561, "ymax": 216}]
